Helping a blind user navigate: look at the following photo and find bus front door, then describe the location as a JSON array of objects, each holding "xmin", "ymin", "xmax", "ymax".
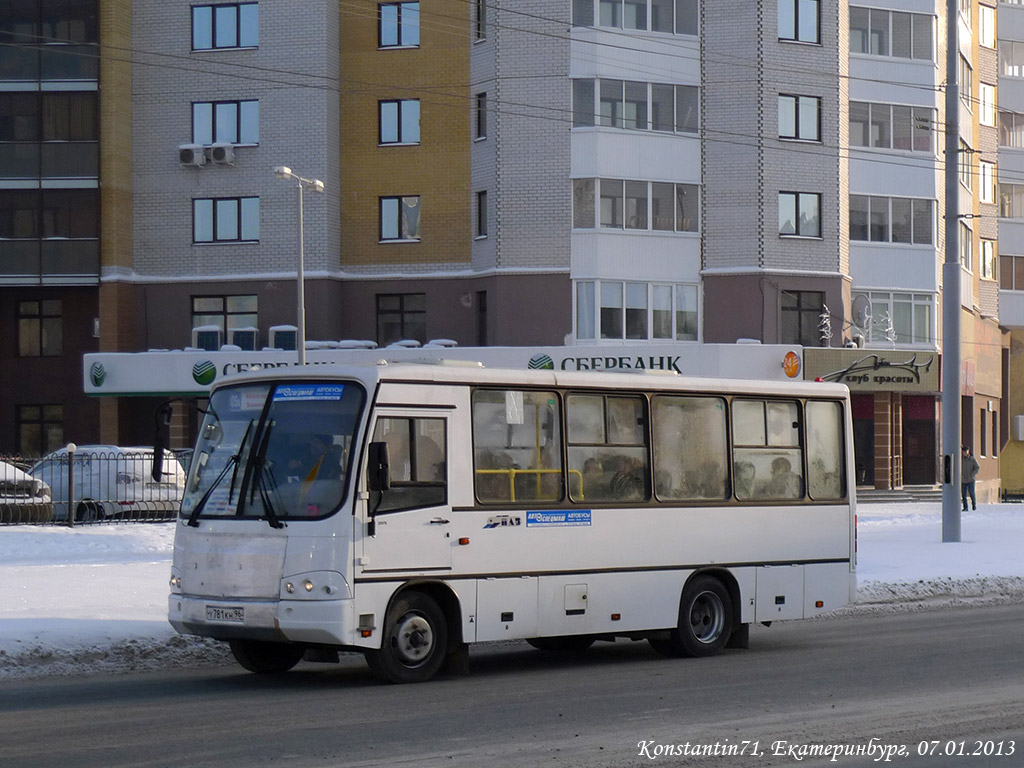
[{"xmin": 361, "ymin": 413, "xmax": 452, "ymax": 573}]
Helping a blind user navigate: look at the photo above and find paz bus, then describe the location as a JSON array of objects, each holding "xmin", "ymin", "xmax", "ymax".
[{"xmin": 168, "ymin": 361, "xmax": 856, "ymax": 683}]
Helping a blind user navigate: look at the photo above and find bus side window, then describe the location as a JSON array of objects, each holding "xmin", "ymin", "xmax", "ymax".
[
  {"xmin": 371, "ymin": 416, "xmax": 447, "ymax": 513},
  {"xmin": 566, "ymin": 393, "xmax": 648, "ymax": 503},
  {"xmin": 472, "ymin": 389, "xmax": 564, "ymax": 504},
  {"xmin": 651, "ymin": 395, "xmax": 728, "ymax": 501},
  {"xmin": 806, "ymin": 400, "xmax": 845, "ymax": 500},
  {"xmin": 732, "ymin": 399, "xmax": 804, "ymax": 502}
]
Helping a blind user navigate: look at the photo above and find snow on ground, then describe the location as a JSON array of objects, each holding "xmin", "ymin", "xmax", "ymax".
[{"xmin": 1, "ymin": 501, "xmax": 1023, "ymax": 680}]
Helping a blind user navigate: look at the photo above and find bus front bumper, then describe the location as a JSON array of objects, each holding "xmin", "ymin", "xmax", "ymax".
[{"xmin": 169, "ymin": 594, "xmax": 357, "ymax": 646}]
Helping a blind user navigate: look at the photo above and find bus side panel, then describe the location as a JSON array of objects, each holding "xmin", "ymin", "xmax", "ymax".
[
  {"xmin": 803, "ymin": 562, "xmax": 852, "ymax": 618},
  {"xmin": 475, "ymin": 577, "xmax": 538, "ymax": 641},
  {"xmin": 536, "ymin": 571, "xmax": 684, "ymax": 637}
]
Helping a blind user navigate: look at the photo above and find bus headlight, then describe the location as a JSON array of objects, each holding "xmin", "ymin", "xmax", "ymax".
[{"xmin": 280, "ymin": 571, "xmax": 350, "ymax": 600}]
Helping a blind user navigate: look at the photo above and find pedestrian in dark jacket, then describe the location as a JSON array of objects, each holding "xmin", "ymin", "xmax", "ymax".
[{"xmin": 961, "ymin": 445, "xmax": 980, "ymax": 512}]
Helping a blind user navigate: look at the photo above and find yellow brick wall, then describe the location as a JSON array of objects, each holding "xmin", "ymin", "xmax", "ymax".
[{"xmin": 339, "ymin": 0, "xmax": 471, "ymax": 267}]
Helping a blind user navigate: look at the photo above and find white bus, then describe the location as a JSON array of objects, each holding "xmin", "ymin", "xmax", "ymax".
[{"xmin": 168, "ymin": 362, "xmax": 856, "ymax": 683}]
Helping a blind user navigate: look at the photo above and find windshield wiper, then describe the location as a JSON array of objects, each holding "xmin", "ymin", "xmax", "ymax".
[
  {"xmin": 243, "ymin": 419, "xmax": 284, "ymax": 529},
  {"xmin": 186, "ymin": 419, "xmax": 254, "ymax": 527}
]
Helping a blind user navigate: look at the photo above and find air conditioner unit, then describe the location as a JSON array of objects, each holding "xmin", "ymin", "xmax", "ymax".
[
  {"xmin": 1013, "ymin": 415, "xmax": 1024, "ymax": 442},
  {"xmin": 210, "ymin": 142, "xmax": 235, "ymax": 165},
  {"xmin": 269, "ymin": 325, "xmax": 297, "ymax": 351},
  {"xmin": 192, "ymin": 325, "xmax": 223, "ymax": 351},
  {"xmin": 228, "ymin": 327, "xmax": 258, "ymax": 351},
  {"xmin": 178, "ymin": 144, "xmax": 207, "ymax": 167}
]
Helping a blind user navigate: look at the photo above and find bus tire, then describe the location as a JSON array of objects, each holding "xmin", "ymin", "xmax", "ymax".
[
  {"xmin": 650, "ymin": 575, "xmax": 733, "ymax": 658},
  {"xmin": 229, "ymin": 640, "xmax": 305, "ymax": 673},
  {"xmin": 526, "ymin": 636, "xmax": 595, "ymax": 652},
  {"xmin": 366, "ymin": 591, "xmax": 448, "ymax": 684}
]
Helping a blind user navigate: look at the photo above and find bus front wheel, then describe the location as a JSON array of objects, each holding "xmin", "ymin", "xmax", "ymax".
[
  {"xmin": 366, "ymin": 591, "xmax": 448, "ymax": 684},
  {"xmin": 649, "ymin": 575, "xmax": 733, "ymax": 658},
  {"xmin": 229, "ymin": 639, "xmax": 305, "ymax": 673}
]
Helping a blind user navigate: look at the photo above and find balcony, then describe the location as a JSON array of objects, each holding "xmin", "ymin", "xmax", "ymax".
[
  {"xmin": 0, "ymin": 240, "xmax": 100, "ymax": 285},
  {"xmin": 0, "ymin": 143, "xmax": 99, "ymax": 180}
]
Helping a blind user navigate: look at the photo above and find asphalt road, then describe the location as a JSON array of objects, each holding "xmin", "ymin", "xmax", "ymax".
[{"xmin": 3, "ymin": 604, "xmax": 1023, "ymax": 768}]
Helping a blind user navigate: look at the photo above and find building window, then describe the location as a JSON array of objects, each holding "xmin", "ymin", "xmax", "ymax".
[
  {"xmin": 0, "ymin": 1, "xmax": 99, "ymax": 81},
  {"xmin": 192, "ymin": 3, "xmax": 258, "ymax": 50},
  {"xmin": 574, "ymin": 178, "xmax": 698, "ymax": 232},
  {"xmin": 781, "ymin": 291, "xmax": 824, "ymax": 346},
  {"xmin": 850, "ymin": 7, "xmax": 933, "ymax": 60},
  {"xmin": 476, "ymin": 190, "xmax": 488, "ymax": 238},
  {"xmin": 17, "ymin": 404, "xmax": 63, "ymax": 458},
  {"xmin": 979, "ymin": 161, "xmax": 996, "ymax": 205},
  {"xmin": 959, "ymin": 140, "xmax": 972, "ymax": 191},
  {"xmin": 981, "ymin": 239, "xmax": 996, "ymax": 280},
  {"xmin": 980, "ymin": 84, "xmax": 996, "ymax": 128},
  {"xmin": 1001, "ymin": 184, "xmax": 1024, "ymax": 218},
  {"xmin": 778, "ymin": 94, "xmax": 820, "ymax": 141},
  {"xmin": 377, "ymin": 293, "xmax": 425, "ymax": 344},
  {"xmin": 992, "ymin": 411, "xmax": 999, "ymax": 458},
  {"xmin": 999, "ymin": 110, "xmax": 1024, "ymax": 147},
  {"xmin": 192, "ymin": 100, "xmax": 258, "ymax": 145},
  {"xmin": 850, "ymin": 196, "xmax": 933, "ymax": 245},
  {"xmin": 17, "ymin": 300, "xmax": 61, "ymax": 357},
  {"xmin": 474, "ymin": 0, "xmax": 486, "ymax": 39},
  {"xmin": 576, "ymin": 280, "xmax": 698, "ymax": 341},
  {"xmin": 960, "ymin": 221, "xmax": 973, "ymax": 272},
  {"xmin": 779, "ymin": 192, "xmax": 821, "ymax": 238},
  {"xmin": 475, "ymin": 93, "xmax": 487, "ymax": 139},
  {"xmin": 193, "ymin": 197, "xmax": 259, "ymax": 243},
  {"xmin": 849, "ymin": 102, "xmax": 933, "ymax": 152},
  {"xmin": 1000, "ymin": 40, "xmax": 1024, "ymax": 77},
  {"xmin": 0, "ymin": 189, "xmax": 99, "ymax": 238},
  {"xmin": 779, "ymin": 0, "xmax": 819, "ymax": 44},
  {"xmin": 1001, "ymin": 254, "xmax": 1024, "ymax": 289},
  {"xmin": 979, "ymin": 5, "xmax": 995, "ymax": 49},
  {"xmin": 854, "ymin": 291, "xmax": 934, "ymax": 346},
  {"xmin": 192, "ymin": 295, "xmax": 258, "ymax": 337},
  {"xmin": 575, "ymin": 0, "xmax": 697, "ymax": 34},
  {"xmin": 0, "ymin": 92, "xmax": 99, "ymax": 179},
  {"xmin": 573, "ymin": 79, "xmax": 698, "ymax": 133},
  {"xmin": 379, "ymin": 2, "xmax": 420, "ymax": 48},
  {"xmin": 379, "ymin": 196, "xmax": 421, "ymax": 241},
  {"xmin": 959, "ymin": 55, "xmax": 973, "ymax": 110},
  {"xmin": 379, "ymin": 99, "xmax": 420, "ymax": 145}
]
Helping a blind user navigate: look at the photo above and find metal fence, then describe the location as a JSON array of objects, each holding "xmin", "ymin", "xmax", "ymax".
[{"xmin": 0, "ymin": 448, "xmax": 192, "ymax": 526}]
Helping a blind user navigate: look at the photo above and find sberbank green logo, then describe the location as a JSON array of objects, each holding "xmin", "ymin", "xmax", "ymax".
[
  {"xmin": 192, "ymin": 360, "xmax": 217, "ymax": 386},
  {"xmin": 90, "ymin": 362, "xmax": 106, "ymax": 387},
  {"xmin": 528, "ymin": 354, "xmax": 554, "ymax": 370}
]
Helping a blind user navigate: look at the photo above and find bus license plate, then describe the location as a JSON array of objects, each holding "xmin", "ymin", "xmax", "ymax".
[{"xmin": 206, "ymin": 605, "xmax": 244, "ymax": 623}]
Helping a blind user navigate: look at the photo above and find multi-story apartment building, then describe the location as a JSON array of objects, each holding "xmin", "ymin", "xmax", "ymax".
[
  {"xmin": 0, "ymin": 0, "xmax": 1008, "ymax": 496},
  {"xmin": 0, "ymin": 0, "xmax": 125, "ymax": 456}
]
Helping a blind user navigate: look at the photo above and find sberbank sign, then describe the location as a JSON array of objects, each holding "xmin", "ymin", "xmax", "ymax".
[{"xmin": 556, "ymin": 355, "xmax": 682, "ymax": 372}]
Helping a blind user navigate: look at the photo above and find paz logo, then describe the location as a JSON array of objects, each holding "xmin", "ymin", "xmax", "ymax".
[
  {"xmin": 192, "ymin": 360, "xmax": 217, "ymax": 386},
  {"xmin": 90, "ymin": 362, "xmax": 106, "ymax": 388},
  {"xmin": 528, "ymin": 354, "xmax": 554, "ymax": 370}
]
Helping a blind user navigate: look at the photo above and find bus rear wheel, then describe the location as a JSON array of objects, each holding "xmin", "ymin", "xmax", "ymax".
[
  {"xmin": 229, "ymin": 640, "xmax": 305, "ymax": 673},
  {"xmin": 649, "ymin": 575, "xmax": 733, "ymax": 658},
  {"xmin": 365, "ymin": 591, "xmax": 448, "ymax": 684}
]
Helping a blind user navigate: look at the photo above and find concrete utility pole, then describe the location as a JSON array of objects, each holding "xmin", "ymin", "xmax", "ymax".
[{"xmin": 941, "ymin": 0, "xmax": 962, "ymax": 542}]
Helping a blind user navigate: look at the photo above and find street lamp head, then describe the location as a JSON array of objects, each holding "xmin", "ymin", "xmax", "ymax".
[
  {"xmin": 273, "ymin": 165, "xmax": 293, "ymax": 179},
  {"xmin": 311, "ymin": 179, "xmax": 325, "ymax": 194}
]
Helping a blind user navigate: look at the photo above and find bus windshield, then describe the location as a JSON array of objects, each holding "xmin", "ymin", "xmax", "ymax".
[{"xmin": 181, "ymin": 381, "xmax": 366, "ymax": 522}]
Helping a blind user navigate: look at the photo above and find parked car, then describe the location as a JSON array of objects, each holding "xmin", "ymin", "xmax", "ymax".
[
  {"xmin": 0, "ymin": 460, "xmax": 52, "ymax": 523},
  {"xmin": 29, "ymin": 446, "xmax": 186, "ymax": 522}
]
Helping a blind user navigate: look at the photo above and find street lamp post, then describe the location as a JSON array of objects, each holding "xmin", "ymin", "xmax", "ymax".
[{"xmin": 273, "ymin": 166, "xmax": 325, "ymax": 366}]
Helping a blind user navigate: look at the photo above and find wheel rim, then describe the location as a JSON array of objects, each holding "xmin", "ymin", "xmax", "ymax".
[
  {"xmin": 393, "ymin": 611, "xmax": 434, "ymax": 666},
  {"xmin": 688, "ymin": 590, "xmax": 726, "ymax": 644}
]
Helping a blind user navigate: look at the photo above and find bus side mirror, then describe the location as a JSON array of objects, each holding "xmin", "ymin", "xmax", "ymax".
[{"xmin": 367, "ymin": 442, "xmax": 391, "ymax": 493}]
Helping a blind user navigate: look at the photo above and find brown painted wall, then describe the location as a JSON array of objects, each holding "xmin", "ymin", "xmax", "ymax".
[
  {"xmin": 338, "ymin": 1, "xmax": 470, "ymax": 269},
  {"xmin": 703, "ymin": 273, "xmax": 850, "ymax": 345}
]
